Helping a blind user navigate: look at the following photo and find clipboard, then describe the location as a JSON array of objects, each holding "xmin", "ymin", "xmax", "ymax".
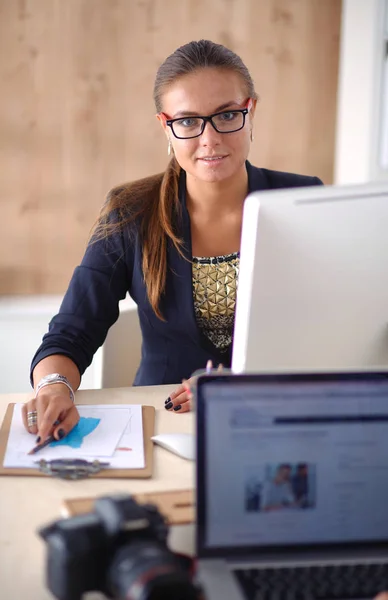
[
  {"xmin": 0, "ymin": 403, "xmax": 155, "ymax": 479},
  {"xmin": 62, "ymin": 489, "xmax": 195, "ymax": 525}
]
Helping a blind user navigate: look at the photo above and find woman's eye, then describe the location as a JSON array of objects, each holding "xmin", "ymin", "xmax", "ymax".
[
  {"xmin": 219, "ymin": 111, "xmax": 237, "ymax": 121},
  {"xmin": 176, "ymin": 117, "xmax": 199, "ymax": 128}
]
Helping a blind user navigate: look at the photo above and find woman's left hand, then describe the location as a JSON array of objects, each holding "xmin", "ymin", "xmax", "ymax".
[
  {"xmin": 165, "ymin": 360, "xmax": 224, "ymax": 413},
  {"xmin": 164, "ymin": 377, "xmax": 194, "ymax": 413}
]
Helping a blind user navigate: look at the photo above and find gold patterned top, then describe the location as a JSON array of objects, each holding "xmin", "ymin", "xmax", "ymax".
[{"xmin": 192, "ymin": 252, "xmax": 240, "ymax": 352}]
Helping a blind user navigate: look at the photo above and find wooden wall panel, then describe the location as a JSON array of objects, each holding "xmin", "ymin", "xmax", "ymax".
[{"xmin": 0, "ymin": 0, "xmax": 341, "ymax": 295}]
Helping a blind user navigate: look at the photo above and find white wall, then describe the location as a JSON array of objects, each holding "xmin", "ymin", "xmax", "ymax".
[
  {"xmin": 0, "ymin": 294, "xmax": 141, "ymax": 394},
  {"xmin": 381, "ymin": 4, "xmax": 388, "ymax": 169},
  {"xmin": 0, "ymin": 295, "xmax": 98, "ymax": 393},
  {"xmin": 335, "ymin": 0, "xmax": 388, "ymax": 184}
]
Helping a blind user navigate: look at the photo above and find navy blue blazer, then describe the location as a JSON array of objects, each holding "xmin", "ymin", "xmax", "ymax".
[{"xmin": 31, "ymin": 162, "xmax": 323, "ymax": 386}]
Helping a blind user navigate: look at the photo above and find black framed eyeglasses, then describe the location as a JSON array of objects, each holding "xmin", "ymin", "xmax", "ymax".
[{"xmin": 165, "ymin": 108, "xmax": 249, "ymax": 140}]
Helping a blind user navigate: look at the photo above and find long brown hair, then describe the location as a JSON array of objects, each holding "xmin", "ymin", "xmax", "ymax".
[{"xmin": 92, "ymin": 40, "xmax": 258, "ymax": 319}]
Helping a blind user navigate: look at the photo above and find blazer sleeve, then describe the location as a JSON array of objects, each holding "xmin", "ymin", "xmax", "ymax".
[{"xmin": 30, "ymin": 227, "xmax": 133, "ymax": 383}]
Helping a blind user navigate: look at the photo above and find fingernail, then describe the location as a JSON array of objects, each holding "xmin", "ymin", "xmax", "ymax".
[
  {"xmin": 164, "ymin": 397, "xmax": 171, "ymax": 405},
  {"xmin": 35, "ymin": 436, "xmax": 41, "ymax": 444},
  {"xmin": 57, "ymin": 428, "xmax": 65, "ymax": 439},
  {"xmin": 165, "ymin": 401, "xmax": 173, "ymax": 410},
  {"xmin": 173, "ymin": 405, "xmax": 182, "ymax": 411},
  {"xmin": 53, "ymin": 419, "xmax": 60, "ymax": 426}
]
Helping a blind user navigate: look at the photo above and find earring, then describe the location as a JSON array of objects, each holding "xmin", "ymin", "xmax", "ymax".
[
  {"xmin": 167, "ymin": 139, "xmax": 172, "ymax": 156},
  {"xmin": 250, "ymin": 130, "xmax": 254, "ymax": 142}
]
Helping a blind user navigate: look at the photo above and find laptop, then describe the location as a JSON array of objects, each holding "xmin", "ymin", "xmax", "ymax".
[{"xmin": 195, "ymin": 372, "xmax": 388, "ymax": 600}]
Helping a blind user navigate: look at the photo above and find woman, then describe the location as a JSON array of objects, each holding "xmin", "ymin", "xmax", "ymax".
[{"xmin": 23, "ymin": 39, "xmax": 323, "ymax": 443}]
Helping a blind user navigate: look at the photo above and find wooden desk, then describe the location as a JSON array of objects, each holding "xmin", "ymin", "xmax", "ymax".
[{"xmin": 0, "ymin": 385, "xmax": 195, "ymax": 600}]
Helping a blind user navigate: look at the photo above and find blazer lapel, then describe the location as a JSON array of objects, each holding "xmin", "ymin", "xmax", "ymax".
[{"xmin": 246, "ymin": 161, "xmax": 270, "ymax": 193}]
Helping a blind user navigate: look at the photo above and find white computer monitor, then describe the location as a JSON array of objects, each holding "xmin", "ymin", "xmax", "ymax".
[{"xmin": 232, "ymin": 181, "xmax": 388, "ymax": 373}]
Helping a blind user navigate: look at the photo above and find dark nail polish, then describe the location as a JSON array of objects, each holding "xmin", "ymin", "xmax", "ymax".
[
  {"xmin": 164, "ymin": 398, "xmax": 171, "ymax": 405},
  {"xmin": 165, "ymin": 401, "xmax": 173, "ymax": 410},
  {"xmin": 173, "ymin": 405, "xmax": 182, "ymax": 411},
  {"xmin": 35, "ymin": 436, "xmax": 41, "ymax": 444},
  {"xmin": 57, "ymin": 428, "xmax": 65, "ymax": 440},
  {"xmin": 53, "ymin": 419, "xmax": 60, "ymax": 426}
]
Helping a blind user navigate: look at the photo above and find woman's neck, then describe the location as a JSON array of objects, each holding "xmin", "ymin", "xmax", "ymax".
[{"xmin": 185, "ymin": 164, "xmax": 249, "ymax": 217}]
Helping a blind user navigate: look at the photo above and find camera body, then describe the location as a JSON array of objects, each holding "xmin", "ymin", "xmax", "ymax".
[{"xmin": 39, "ymin": 494, "xmax": 201, "ymax": 600}]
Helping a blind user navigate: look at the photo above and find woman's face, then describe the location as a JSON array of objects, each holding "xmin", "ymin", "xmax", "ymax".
[
  {"xmin": 157, "ymin": 68, "xmax": 256, "ymax": 184},
  {"xmin": 276, "ymin": 466, "xmax": 290, "ymax": 482}
]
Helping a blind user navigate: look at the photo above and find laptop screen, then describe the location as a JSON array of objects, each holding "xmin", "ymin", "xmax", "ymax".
[{"xmin": 196, "ymin": 373, "xmax": 388, "ymax": 558}]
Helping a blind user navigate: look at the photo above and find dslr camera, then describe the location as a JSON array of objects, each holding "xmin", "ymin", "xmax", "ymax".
[{"xmin": 39, "ymin": 493, "xmax": 203, "ymax": 600}]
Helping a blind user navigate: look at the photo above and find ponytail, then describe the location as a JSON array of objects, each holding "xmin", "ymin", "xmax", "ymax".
[
  {"xmin": 141, "ymin": 157, "xmax": 183, "ymax": 319},
  {"xmin": 91, "ymin": 158, "xmax": 184, "ymax": 320}
]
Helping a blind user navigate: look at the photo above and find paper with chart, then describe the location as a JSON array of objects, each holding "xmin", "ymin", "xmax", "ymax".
[{"xmin": 3, "ymin": 404, "xmax": 145, "ymax": 469}]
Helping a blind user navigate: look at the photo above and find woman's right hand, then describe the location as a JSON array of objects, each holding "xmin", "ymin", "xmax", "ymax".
[{"xmin": 22, "ymin": 384, "xmax": 80, "ymax": 443}]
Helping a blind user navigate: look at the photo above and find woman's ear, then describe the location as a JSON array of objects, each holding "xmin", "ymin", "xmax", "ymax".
[
  {"xmin": 156, "ymin": 113, "xmax": 169, "ymax": 136},
  {"xmin": 248, "ymin": 97, "xmax": 258, "ymax": 119}
]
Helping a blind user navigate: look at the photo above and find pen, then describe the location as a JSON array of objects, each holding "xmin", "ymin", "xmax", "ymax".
[
  {"xmin": 27, "ymin": 435, "xmax": 55, "ymax": 456},
  {"xmin": 27, "ymin": 419, "xmax": 61, "ymax": 455}
]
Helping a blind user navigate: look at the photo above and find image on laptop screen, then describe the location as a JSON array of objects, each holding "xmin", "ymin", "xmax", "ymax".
[{"xmin": 196, "ymin": 373, "xmax": 388, "ymax": 556}]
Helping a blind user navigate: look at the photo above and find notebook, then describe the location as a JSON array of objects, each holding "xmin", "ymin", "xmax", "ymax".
[{"xmin": 195, "ymin": 372, "xmax": 388, "ymax": 600}]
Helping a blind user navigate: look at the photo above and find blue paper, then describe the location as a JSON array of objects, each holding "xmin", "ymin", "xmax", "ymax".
[{"xmin": 50, "ymin": 417, "xmax": 100, "ymax": 449}]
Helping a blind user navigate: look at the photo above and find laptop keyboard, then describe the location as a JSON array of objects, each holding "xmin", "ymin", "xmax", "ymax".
[{"xmin": 234, "ymin": 563, "xmax": 388, "ymax": 599}]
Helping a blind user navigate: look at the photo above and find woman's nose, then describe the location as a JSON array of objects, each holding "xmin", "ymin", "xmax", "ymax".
[{"xmin": 199, "ymin": 120, "xmax": 222, "ymax": 146}]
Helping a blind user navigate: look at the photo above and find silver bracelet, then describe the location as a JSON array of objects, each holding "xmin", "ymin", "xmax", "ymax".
[{"xmin": 35, "ymin": 373, "xmax": 75, "ymax": 403}]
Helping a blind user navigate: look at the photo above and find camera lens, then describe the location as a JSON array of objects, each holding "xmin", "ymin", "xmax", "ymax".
[
  {"xmin": 142, "ymin": 577, "xmax": 199, "ymax": 600},
  {"xmin": 107, "ymin": 541, "xmax": 199, "ymax": 600}
]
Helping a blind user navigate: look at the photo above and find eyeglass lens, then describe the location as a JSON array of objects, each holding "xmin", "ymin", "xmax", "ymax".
[{"xmin": 171, "ymin": 111, "xmax": 245, "ymax": 138}]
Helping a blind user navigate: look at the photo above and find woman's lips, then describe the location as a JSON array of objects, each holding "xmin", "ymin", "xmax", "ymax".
[{"xmin": 197, "ymin": 155, "xmax": 228, "ymax": 164}]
